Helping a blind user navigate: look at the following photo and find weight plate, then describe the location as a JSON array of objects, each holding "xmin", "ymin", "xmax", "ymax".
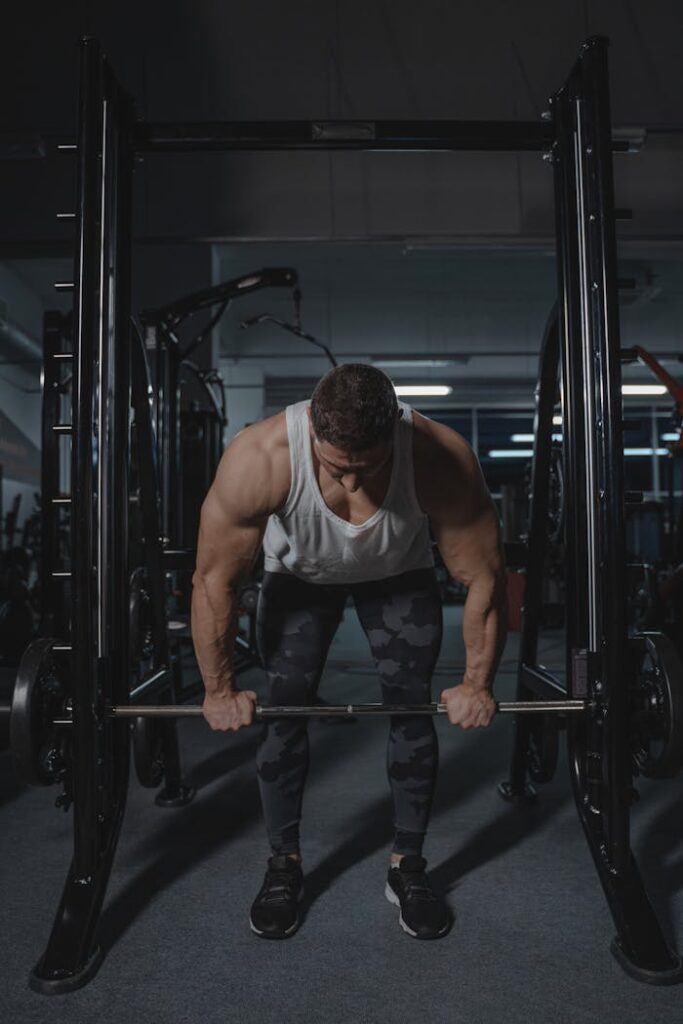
[
  {"xmin": 238, "ymin": 583, "xmax": 260, "ymax": 616},
  {"xmin": 11, "ymin": 637, "xmax": 68, "ymax": 786},
  {"xmin": 548, "ymin": 445, "xmax": 565, "ymax": 545},
  {"xmin": 132, "ymin": 715, "xmax": 165, "ymax": 788},
  {"xmin": 527, "ymin": 714, "xmax": 560, "ymax": 784},
  {"xmin": 626, "ymin": 564, "xmax": 658, "ymax": 632},
  {"xmin": 630, "ymin": 631, "xmax": 683, "ymax": 779},
  {"xmin": 129, "ymin": 567, "xmax": 153, "ymax": 667}
]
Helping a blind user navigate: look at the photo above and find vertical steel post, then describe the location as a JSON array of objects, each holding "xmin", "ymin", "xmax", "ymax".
[
  {"xmin": 31, "ymin": 39, "xmax": 135, "ymax": 995},
  {"xmin": 552, "ymin": 36, "xmax": 682, "ymax": 983},
  {"xmin": 70, "ymin": 35, "xmax": 102, "ymax": 880}
]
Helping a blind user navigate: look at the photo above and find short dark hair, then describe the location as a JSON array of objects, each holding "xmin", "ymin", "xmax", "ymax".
[{"xmin": 310, "ymin": 364, "xmax": 398, "ymax": 451}]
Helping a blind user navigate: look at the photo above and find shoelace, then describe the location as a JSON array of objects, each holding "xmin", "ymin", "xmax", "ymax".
[
  {"xmin": 261, "ymin": 871, "xmax": 298, "ymax": 904},
  {"xmin": 401, "ymin": 875, "xmax": 437, "ymax": 902}
]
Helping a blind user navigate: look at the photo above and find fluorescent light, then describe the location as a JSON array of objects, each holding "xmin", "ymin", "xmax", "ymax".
[
  {"xmin": 510, "ymin": 433, "xmax": 562, "ymax": 443},
  {"xmin": 375, "ymin": 359, "xmax": 451, "ymax": 368},
  {"xmin": 488, "ymin": 449, "xmax": 534, "ymax": 458},
  {"xmin": 622, "ymin": 384, "xmax": 667, "ymax": 396},
  {"xmin": 553, "ymin": 387, "xmax": 667, "ymax": 399},
  {"xmin": 394, "ymin": 385, "xmax": 453, "ymax": 397},
  {"xmin": 553, "ymin": 415, "xmax": 562, "ymax": 425},
  {"xmin": 661, "ymin": 432, "xmax": 679, "ymax": 442},
  {"xmin": 624, "ymin": 447, "xmax": 669, "ymax": 456},
  {"xmin": 489, "ymin": 445, "xmax": 670, "ymax": 458}
]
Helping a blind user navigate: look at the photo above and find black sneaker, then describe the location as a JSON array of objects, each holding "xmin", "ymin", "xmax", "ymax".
[
  {"xmin": 249, "ymin": 855, "xmax": 304, "ymax": 939},
  {"xmin": 385, "ymin": 855, "xmax": 452, "ymax": 939}
]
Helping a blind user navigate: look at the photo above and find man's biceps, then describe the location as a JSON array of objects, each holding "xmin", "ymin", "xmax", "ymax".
[
  {"xmin": 196, "ymin": 521, "xmax": 264, "ymax": 575},
  {"xmin": 198, "ymin": 504, "xmax": 264, "ymax": 556},
  {"xmin": 201, "ymin": 485, "xmax": 262, "ymax": 531}
]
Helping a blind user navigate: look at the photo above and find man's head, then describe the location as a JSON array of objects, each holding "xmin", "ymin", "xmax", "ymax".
[
  {"xmin": 310, "ymin": 364, "xmax": 398, "ymax": 450},
  {"xmin": 308, "ymin": 364, "xmax": 399, "ymax": 492}
]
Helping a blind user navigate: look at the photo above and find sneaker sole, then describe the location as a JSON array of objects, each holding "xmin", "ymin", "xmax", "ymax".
[
  {"xmin": 249, "ymin": 887, "xmax": 304, "ymax": 939},
  {"xmin": 384, "ymin": 882, "xmax": 452, "ymax": 940}
]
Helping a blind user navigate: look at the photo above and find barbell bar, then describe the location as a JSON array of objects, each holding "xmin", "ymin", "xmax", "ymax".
[
  {"xmin": 31, "ymin": 698, "xmax": 587, "ymax": 725},
  {"xmin": 0, "ymin": 697, "xmax": 588, "ymax": 732}
]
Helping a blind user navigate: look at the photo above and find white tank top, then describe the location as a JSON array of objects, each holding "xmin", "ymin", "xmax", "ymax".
[{"xmin": 262, "ymin": 400, "xmax": 434, "ymax": 584}]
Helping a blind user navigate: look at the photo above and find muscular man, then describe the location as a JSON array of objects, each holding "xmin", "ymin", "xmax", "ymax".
[{"xmin": 192, "ymin": 364, "xmax": 506, "ymax": 941}]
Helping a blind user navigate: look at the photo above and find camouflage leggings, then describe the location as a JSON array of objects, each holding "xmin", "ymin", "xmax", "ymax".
[{"xmin": 255, "ymin": 567, "xmax": 442, "ymax": 857}]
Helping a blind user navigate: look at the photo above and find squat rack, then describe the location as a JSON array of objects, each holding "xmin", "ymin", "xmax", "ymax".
[{"xmin": 29, "ymin": 34, "xmax": 682, "ymax": 991}]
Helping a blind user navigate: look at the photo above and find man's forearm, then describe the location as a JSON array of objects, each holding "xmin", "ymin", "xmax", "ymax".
[
  {"xmin": 460, "ymin": 570, "xmax": 508, "ymax": 692},
  {"xmin": 191, "ymin": 570, "xmax": 241, "ymax": 696}
]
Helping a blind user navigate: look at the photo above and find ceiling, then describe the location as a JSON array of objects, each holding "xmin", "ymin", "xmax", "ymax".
[
  {"xmin": 1, "ymin": 1, "xmax": 682, "ymax": 253},
  {"xmin": 1, "ymin": 1, "xmax": 682, "ymax": 399}
]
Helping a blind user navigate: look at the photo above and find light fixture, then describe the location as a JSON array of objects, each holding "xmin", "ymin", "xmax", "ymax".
[
  {"xmin": 372, "ymin": 353, "xmax": 470, "ymax": 367},
  {"xmin": 553, "ymin": 414, "xmax": 562, "ymax": 425},
  {"xmin": 394, "ymin": 385, "xmax": 453, "ymax": 397},
  {"xmin": 623, "ymin": 447, "xmax": 669, "ymax": 456},
  {"xmin": 660, "ymin": 432, "xmax": 679, "ymax": 442},
  {"xmin": 622, "ymin": 384, "xmax": 667, "ymax": 396},
  {"xmin": 510, "ymin": 433, "xmax": 562, "ymax": 443},
  {"xmin": 487, "ymin": 449, "xmax": 534, "ymax": 458},
  {"xmin": 611, "ymin": 127, "xmax": 647, "ymax": 153},
  {"xmin": 376, "ymin": 359, "xmax": 451, "ymax": 368}
]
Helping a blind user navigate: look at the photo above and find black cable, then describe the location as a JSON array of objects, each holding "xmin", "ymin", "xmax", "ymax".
[
  {"xmin": 241, "ymin": 314, "xmax": 337, "ymax": 368},
  {"xmin": 178, "ymin": 299, "xmax": 231, "ymax": 361}
]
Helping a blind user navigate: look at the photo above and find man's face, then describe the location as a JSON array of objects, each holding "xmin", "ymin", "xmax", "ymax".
[{"xmin": 311, "ymin": 435, "xmax": 393, "ymax": 494}]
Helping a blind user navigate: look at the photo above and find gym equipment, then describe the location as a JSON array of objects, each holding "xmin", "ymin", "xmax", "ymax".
[
  {"xmin": 626, "ymin": 563, "xmax": 659, "ymax": 631},
  {"xmin": 547, "ymin": 444, "xmax": 565, "ymax": 545},
  {"xmin": 241, "ymin": 286, "xmax": 337, "ymax": 367},
  {"xmin": 5, "ymin": 627, "xmax": 683, "ymax": 788},
  {"xmin": 17, "ymin": 35, "xmax": 682, "ymax": 993},
  {"xmin": 501, "ymin": 31, "xmax": 683, "ymax": 985},
  {"xmin": 10, "ymin": 638, "xmax": 69, "ymax": 787},
  {"xmin": 93, "ymin": 699, "xmax": 587, "ymax": 718},
  {"xmin": 237, "ymin": 581, "xmax": 260, "ymax": 616},
  {"xmin": 140, "ymin": 267, "xmax": 297, "ymax": 564},
  {"xmin": 526, "ymin": 715, "xmax": 560, "ymax": 784},
  {"xmin": 128, "ymin": 567, "xmax": 153, "ymax": 667},
  {"xmin": 629, "ymin": 632, "xmax": 683, "ymax": 779},
  {"xmin": 131, "ymin": 716, "xmax": 165, "ymax": 788}
]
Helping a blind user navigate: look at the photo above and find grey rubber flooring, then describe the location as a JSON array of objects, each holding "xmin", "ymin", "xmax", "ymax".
[{"xmin": 1, "ymin": 607, "xmax": 682, "ymax": 1023}]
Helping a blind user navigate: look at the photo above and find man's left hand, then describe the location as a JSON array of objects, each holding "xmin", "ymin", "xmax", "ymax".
[{"xmin": 439, "ymin": 682, "xmax": 497, "ymax": 729}]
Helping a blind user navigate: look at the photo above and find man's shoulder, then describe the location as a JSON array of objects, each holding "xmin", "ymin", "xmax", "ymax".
[
  {"xmin": 231, "ymin": 409, "xmax": 289, "ymax": 459},
  {"xmin": 213, "ymin": 411, "xmax": 291, "ymax": 517},
  {"xmin": 412, "ymin": 411, "xmax": 485, "ymax": 516},
  {"xmin": 412, "ymin": 411, "xmax": 475, "ymax": 468}
]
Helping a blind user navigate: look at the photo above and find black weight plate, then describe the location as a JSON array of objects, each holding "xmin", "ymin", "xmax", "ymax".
[
  {"xmin": 132, "ymin": 715, "xmax": 165, "ymax": 788},
  {"xmin": 631, "ymin": 631, "xmax": 683, "ymax": 780},
  {"xmin": 238, "ymin": 583, "xmax": 260, "ymax": 616},
  {"xmin": 527, "ymin": 714, "xmax": 560, "ymax": 784},
  {"xmin": 548, "ymin": 445, "xmax": 565, "ymax": 545},
  {"xmin": 129, "ymin": 567, "xmax": 153, "ymax": 667},
  {"xmin": 11, "ymin": 637, "xmax": 66, "ymax": 786}
]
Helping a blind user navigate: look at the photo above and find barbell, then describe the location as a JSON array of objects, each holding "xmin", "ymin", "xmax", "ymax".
[
  {"xmin": 4, "ymin": 630, "xmax": 683, "ymax": 790},
  {"xmin": 3, "ymin": 695, "xmax": 588, "ymax": 728},
  {"xmin": 65, "ymin": 699, "xmax": 587, "ymax": 722}
]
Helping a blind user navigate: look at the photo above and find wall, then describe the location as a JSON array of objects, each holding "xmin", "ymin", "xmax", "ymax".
[{"xmin": 0, "ymin": 264, "xmax": 43, "ymax": 538}]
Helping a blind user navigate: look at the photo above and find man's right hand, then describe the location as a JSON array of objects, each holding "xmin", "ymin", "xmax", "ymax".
[{"xmin": 203, "ymin": 689, "xmax": 258, "ymax": 732}]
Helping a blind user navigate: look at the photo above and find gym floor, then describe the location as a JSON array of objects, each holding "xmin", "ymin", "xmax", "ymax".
[{"xmin": 1, "ymin": 607, "xmax": 681, "ymax": 1024}]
